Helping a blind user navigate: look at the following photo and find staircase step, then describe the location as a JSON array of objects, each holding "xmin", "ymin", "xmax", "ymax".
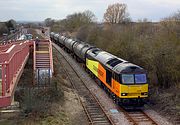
[
  {"xmin": 36, "ymin": 61, "xmax": 50, "ymax": 63},
  {"xmin": 36, "ymin": 55, "xmax": 49, "ymax": 58},
  {"xmin": 36, "ymin": 55, "xmax": 49, "ymax": 56},
  {"xmin": 36, "ymin": 59, "xmax": 50, "ymax": 61},
  {"xmin": 36, "ymin": 57, "xmax": 50, "ymax": 59},
  {"xmin": 36, "ymin": 66, "xmax": 50, "ymax": 68},
  {"xmin": 36, "ymin": 63, "xmax": 50, "ymax": 65}
]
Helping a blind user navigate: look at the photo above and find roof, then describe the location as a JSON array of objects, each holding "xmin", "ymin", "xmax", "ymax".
[
  {"xmin": 90, "ymin": 51, "xmax": 146, "ymax": 74},
  {"xmin": 113, "ymin": 62, "xmax": 146, "ymax": 74}
]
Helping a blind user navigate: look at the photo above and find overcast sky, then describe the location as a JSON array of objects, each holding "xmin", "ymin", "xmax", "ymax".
[{"xmin": 0, "ymin": 0, "xmax": 180, "ymax": 22}]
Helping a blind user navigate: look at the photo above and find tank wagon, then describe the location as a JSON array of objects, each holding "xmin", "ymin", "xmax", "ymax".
[{"xmin": 50, "ymin": 33, "xmax": 148, "ymax": 107}]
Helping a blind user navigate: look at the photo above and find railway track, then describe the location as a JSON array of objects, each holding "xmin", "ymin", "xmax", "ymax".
[
  {"xmin": 53, "ymin": 43, "xmax": 114, "ymax": 125},
  {"xmin": 118, "ymin": 107, "xmax": 158, "ymax": 125},
  {"xmin": 53, "ymin": 43, "xmax": 159, "ymax": 125}
]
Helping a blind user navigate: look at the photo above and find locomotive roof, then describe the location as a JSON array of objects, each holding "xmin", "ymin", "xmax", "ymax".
[
  {"xmin": 113, "ymin": 62, "xmax": 146, "ymax": 74},
  {"xmin": 93, "ymin": 51, "xmax": 146, "ymax": 74},
  {"xmin": 95, "ymin": 51, "xmax": 127, "ymax": 65}
]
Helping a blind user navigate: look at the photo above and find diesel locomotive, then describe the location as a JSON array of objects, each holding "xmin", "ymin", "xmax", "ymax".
[{"xmin": 50, "ymin": 32, "xmax": 148, "ymax": 107}]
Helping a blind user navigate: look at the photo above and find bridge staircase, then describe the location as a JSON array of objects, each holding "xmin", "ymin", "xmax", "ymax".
[{"xmin": 34, "ymin": 40, "xmax": 53, "ymax": 87}]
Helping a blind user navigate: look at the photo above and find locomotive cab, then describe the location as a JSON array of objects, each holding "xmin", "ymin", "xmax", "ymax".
[{"xmin": 113, "ymin": 64, "xmax": 148, "ymax": 106}]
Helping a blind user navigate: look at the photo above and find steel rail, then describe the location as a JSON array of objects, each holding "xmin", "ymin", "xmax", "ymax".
[
  {"xmin": 118, "ymin": 107, "xmax": 158, "ymax": 125},
  {"xmin": 53, "ymin": 43, "xmax": 114, "ymax": 125}
]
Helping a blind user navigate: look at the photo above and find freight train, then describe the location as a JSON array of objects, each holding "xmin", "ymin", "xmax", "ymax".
[{"xmin": 50, "ymin": 32, "xmax": 148, "ymax": 107}]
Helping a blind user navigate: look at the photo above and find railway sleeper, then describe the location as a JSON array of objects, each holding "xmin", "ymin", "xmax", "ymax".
[
  {"xmin": 84, "ymin": 96, "xmax": 95, "ymax": 100},
  {"xmin": 92, "ymin": 117, "xmax": 108, "ymax": 121},
  {"xmin": 77, "ymin": 91, "xmax": 89, "ymax": 95},
  {"xmin": 89, "ymin": 115, "xmax": 105, "ymax": 118},
  {"xmin": 88, "ymin": 109, "xmax": 102, "ymax": 113},
  {"xmin": 86, "ymin": 104, "xmax": 100, "ymax": 107},
  {"xmin": 86, "ymin": 105, "xmax": 100, "ymax": 108},
  {"xmin": 84, "ymin": 95, "xmax": 94, "ymax": 98},
  {"xmin": 132, "ymin": 117, "xmax": 149, "ymax": 120},
  {"xmin": 92, "ymin": 120, "xmax": 110, "ymax": 124},
  {"xmin": 90, "ymin": 114, "xmax": 105, "ymax": 118},
  {"xmin": 93, "ymin": 121, "xmax": 111, "ymax": 125},
  {"xmin": 88, "ymin": 112, "xmax": 102, "ymax": 115},
  {"xmin": 88, "ymin": 107, "xmax": 102, "ymax": 110},
  {"xmin": 85, "ymin": 99, "xmax": 96, "ymax": 102},
  {"xmin": 131, "ymin": 116, "xmax": 149, "ymax": 120},
  {"xmin": 86, "ymin": 105, "xmax": 99, "ymax": 108}
]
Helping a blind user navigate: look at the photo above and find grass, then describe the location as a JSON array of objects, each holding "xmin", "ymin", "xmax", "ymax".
[{"xmin": 0, "ymin": 121, "xmax": 14, "ymax": 125}]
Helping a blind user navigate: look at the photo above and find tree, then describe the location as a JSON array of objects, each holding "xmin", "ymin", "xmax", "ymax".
[
  {"xmin": 44, "ymin": 18, "xmax": 54, "ymax": 27},
  {"xmin": 162, "ymin": 10, "xmax": 180, "ymax": 22},
  {"xmin": 6, "ymin": 19, "xmax": 16, "ymax": 30},
  {"xmin": 82, "ymin": 10, "xmax": 96, "ymax": 23},
  {"xmin": 65, "ymin": 10, "xmax": 96, "ymax": 31},
  {"xmin": 0, "ymin": 23, "xmax": 9, "ymax": 35},
  {"xmin": 104, "ymin": 3, "xmax": 131, "ymax": 24}
]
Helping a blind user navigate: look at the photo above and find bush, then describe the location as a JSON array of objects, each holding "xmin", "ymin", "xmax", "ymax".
[
  {"xmin": 20, "ymin": 78, "xmax": 64, "ymax": 117},
  {"xmin": 76, "ymin": 22, "xmax": 180, "ymax": 89}
]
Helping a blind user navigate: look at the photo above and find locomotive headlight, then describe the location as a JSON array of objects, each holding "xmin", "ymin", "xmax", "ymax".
[
  {"xmin": 121, "ymin": 93, "xmax": 127, "ymax": 96},
  {"xmin": 141, "ymin": 92, "xmax": 148, "ymax": 95}
]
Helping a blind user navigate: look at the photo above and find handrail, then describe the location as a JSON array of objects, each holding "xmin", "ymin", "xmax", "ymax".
[
  {"xmin": 33, "ymin": 41, "xmax": 36, "ymax": 71},
  {"xmin": 49, "ymin": 40, "xmax": 54, "ymax": 75},
  {"xmin": 0, "ymin": 43, "xmax": 13, "ymax": 52},
  {"xmin": 0, "ymin": 42, "xmax": 28, "ymax": 63},
  {"xmin": 0, "ymin": 41, "xmax": 30, "ymax": 96}
]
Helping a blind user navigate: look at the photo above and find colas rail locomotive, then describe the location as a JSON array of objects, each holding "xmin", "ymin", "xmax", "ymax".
[{"xmin": 50, "ymin": 32, "xmax": 148, "ymax": 107}]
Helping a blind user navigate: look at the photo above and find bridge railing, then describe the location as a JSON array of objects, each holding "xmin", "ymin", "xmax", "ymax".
[
  {"xmin": 0, "ymin": 65, "xmax": 2, "ymax": 96},
  {"xmin": 0, "ymin": 41, "xmax": 30, "ymax": 96},
  {"xmin": 49, "ymin": 40, "xmax": 54, "ymax": 75},
  {"xmin": 33, "ymin": 41, "xmax": 36, "ymax": 71}
]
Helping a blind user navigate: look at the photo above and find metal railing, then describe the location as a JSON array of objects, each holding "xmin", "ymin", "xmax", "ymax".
[
  {"xmin": 0, "ymin": 41, "xmax": 30, "ymax": 96},
  {"xmin": 49, "ymin": 40, "xmax": 54, "ymax": 75},
  {"xmin": 0, "ymin": 65, "xmax": 2, "ymax": 96}
]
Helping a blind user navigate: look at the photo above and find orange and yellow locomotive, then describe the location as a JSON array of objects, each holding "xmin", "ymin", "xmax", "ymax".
[{"xmin": 50, "ymin": 32, "xmax": 148, "ymax": 107}]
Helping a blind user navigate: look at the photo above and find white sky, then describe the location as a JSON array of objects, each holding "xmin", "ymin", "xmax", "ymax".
[{"xmin": 0, "ymin": 0, "xmax": 179, "ymax": 22}]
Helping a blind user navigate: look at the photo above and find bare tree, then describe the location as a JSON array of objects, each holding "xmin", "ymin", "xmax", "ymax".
[
  {"xmin": 44, "ymin": 18, "xmax": 54, "ymax": 27},
  {"xmin": 104, "ymin": 3, "xmax": 130, "ymax": 24},
  {"xmin": 65, "ymin": 10, "xmax": 96, "ymax": 31},
  {"xmin": 82, "ymin": 10, "xmax": 96, "ymax": 23}
]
